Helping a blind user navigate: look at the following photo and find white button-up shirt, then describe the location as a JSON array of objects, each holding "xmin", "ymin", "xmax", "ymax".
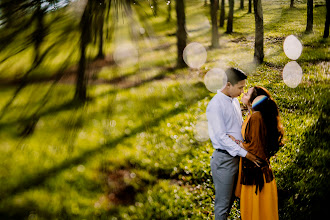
[{"xmin": 206, "ymin": 91, "xmax": 247, "ymax": 157}]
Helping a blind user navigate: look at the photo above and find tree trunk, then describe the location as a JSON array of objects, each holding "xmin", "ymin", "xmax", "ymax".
[
  {"xmin": 219, "ymin": 0, "xmax": 225, "ymax": 27},
  {"xmin": 152, "ymin": 0, "xmax": 158, "ymax": 16},
  {"xmin": 167, "ymin": 1, "xmax": 172, "ymax": 22},
  {"xmin": 240, "ymin": 0, "xmax": 244, "ymax": 9},
  {"xmin": 204, "ymin": 0, "xmax": 208, "ymax": 6},
  {"xmin": 323, "ymin": 0, "xmax": 329, "ymax": 38},
  {"xmin": 226, "ymin": 0, "xmax": 234, "ymax": 33},
  {"xmin": 75, "ymin": 0, "xmax": 92, "ymax": 102},
  {"xmin": 33, "ymin": 2, "xmax": 45, "ymax": 64},
  {"xmin": 253, "ymin": 0, "xmax": 264, "ymax": 64},
  {"xmin": 97, "ymin": 0, "xmax": 105, "ymax": 59},
  {"xmin": 306, "ymin": 0, "xmax": 313, "ymax": 33},
  {"xmin": 105, "ymin": 0, "xmax": 113, "ymax": 41},
  {"xmin": 290, "ymin": 0, "xmax": 294, "ymax": 8},
  {"xmin": 210, "ymin": 0, "xmax": 220, "ymax": 47},
  {"xmin": 248, "ymin": 0, "xmax": 252, "ymax": 13},
  {"xmin": 175, "ymin": 0, "xmax": 187, "ymax": 68}
]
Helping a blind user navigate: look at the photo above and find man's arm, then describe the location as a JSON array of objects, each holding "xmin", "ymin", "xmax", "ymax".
[
  {"xmin": 227, "ymin": 134, "xmax": 262, "ymax": 167},
  {"xmin": 206, "ymin": 102, "xmax": 247, "ymax": 157}
]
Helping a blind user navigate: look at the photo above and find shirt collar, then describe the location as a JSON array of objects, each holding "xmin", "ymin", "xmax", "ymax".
[{"xmin": 218, "ymin": 90, "xmax": 234, "ymax": 102}]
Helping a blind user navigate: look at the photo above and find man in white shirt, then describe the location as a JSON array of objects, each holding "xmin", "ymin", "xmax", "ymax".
[{"xmin": 206, "ymin": 67, "xmax": 261, "ymax": 220}]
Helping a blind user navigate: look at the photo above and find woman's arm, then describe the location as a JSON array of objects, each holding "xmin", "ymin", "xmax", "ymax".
[
  {"xmin": 227, "ymin": 134, "xmax": 261, "ymax": 167},
  {"xmin": 227, "ymin": 134, "xmax": 247, "ymax": 150}
]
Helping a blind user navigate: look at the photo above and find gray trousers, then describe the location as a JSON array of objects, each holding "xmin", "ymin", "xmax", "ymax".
[{"xmin": 211, "ymin": 150, "xmax": 239, "ymax": 220}]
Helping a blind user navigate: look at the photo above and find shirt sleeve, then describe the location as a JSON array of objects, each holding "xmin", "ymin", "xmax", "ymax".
[
  {"xmin": 242, "ymin": 112, "xmax": 267, "ymax": 158},
  {"xmin": 233, "ymin": 99, "xmax": 243, "ymax": 124},
  {"xmin": 207, "ymin": 102, "xmax": 247, "ymax": 157}
]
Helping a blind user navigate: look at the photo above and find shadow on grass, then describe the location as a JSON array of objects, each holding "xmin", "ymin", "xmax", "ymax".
[
  {"xmin": 0, "ymin": 171, "xmax": 100, "ymax": 220},
  {"xmin": 264, "ymin": 6, "xmax": 304, "ymax": 33},
  {"xmin": 95, "ymin": 66, "xmax": 176, "ymax": 89},
  {"xmin": 0, "ymin": 82, "xmax": 209, "ymax": 203},
  {"xmin": 0, "ymin": 64, "xmax": 178, "ymax": 132},
  {"xmin": 276, "ymin": 90, "xmax": 330, "ymax": 219},
  {"xmin": 0, "ymin": 200, "xmax": 59, "ymax": 220},
  {"xmin": 0, "ymin": 96, "xmax": 80, "ymax": 132}
]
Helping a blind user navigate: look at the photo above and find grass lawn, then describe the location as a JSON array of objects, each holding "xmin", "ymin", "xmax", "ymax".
[{"xmin": 0, "ymin": 0, "xmax": 329, "ymax": 219}]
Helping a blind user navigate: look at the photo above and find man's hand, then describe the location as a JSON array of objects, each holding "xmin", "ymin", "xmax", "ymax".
[{"xmin": 245, "ymin": 152, "xmax": 262, "ymax": 167}]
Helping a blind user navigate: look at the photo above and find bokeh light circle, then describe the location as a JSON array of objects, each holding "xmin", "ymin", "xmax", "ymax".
[
  {"xmin": 186, "ymin": 14, "xmax": 211, "ymax": 34},
  {"xmin": 283, "ymin": 61, "xmax": 303, "ymax": 88},
  {"xmin": 283, "ymin": 35, "xmax": 303, "ymax": 60},
  {"xmin": 194, "ymin": 116, "xmax": 209, "ymax": 142},
  {"xmin": 139, "ymin": 27, "xmax": 145, "ymax": 35},
  {"xmin": 113, "ymin": 43, "xmax": 139, "ymax": 67},
  {"xmin": 204, "ymin": 68, "xmax": 228, "ymax": 93},
  {"xmin": 183, "ymin": 42, "xmax": 207, "ymax": 69}
]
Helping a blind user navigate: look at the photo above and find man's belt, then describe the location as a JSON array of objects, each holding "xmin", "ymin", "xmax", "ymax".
[{"xmin": 216, "ymin": 148, "xmax": 230, "ymax": 155}]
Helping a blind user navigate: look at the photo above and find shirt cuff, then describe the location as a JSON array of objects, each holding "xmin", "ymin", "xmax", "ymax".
[{"xmin": 238, "ymin": 147, "xmax": 247, "ymax": 157}]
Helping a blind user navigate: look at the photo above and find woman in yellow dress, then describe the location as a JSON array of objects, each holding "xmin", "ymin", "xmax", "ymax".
[{"xmin": 229, "ymin": 86, "xmax": 284, "ymax": 220}]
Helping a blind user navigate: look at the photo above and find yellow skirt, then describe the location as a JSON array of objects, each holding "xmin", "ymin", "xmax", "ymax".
[{"xmin": 235, "ymin": 159, "xmax": 279, "ymax": 220}]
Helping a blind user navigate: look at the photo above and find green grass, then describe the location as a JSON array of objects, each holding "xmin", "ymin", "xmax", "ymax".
[{"xmin": 0, "ymin": 0, "xmax": 329, "ymax": 219}]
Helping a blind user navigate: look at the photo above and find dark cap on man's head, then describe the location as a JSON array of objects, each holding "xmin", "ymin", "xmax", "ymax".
[{"xmin": 225, "ymin": 67, "xmax": 247, "ymax": 85}]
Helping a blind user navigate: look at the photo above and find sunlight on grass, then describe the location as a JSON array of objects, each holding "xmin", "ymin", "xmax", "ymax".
[{"xmin": 0, "ymin": 0, "xmax": 329, "ymax": 219}]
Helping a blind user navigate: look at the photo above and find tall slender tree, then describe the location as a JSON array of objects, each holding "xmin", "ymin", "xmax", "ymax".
[
  {"xmin": 248, "ymin": 0, "xmax": 252, "ymax": 13},
  {"xmin": 75, "ymin": 0, "xmax": 117, "ymax": 102},
  {"xmin": 167, "ymin": 0, "xmax": 172, "ymax": 22},
  {"xmin": 323, "ymin": 0, "xmax": 329, "ymax": 38},
  {"xmin": 75, "ymin": 0, "xmax": 93, "ymax": 102},
  {"xmin": 226, "ymin": 0, "xmax": 234, "ymax": 33},
  {"xmin": 240, "ymin": 0, "xmax": 244, "ymax": 9},
  {"xmin": 306, "ymin": 0, "xmax": 313, "ymax": 32},
  {"xmin": 152, "ymin": 0, "xmax": 158, "ymax": 16},
  {"xmin": 175, "ymin": 0, "xmax": 187, "ymax": 68},
  {"xmin": 96, "ymin": 0, "xmax": 106, "ymax": 59},
  {"xmin": 290, "ymin": 0, "xmax": 294, "ymax": 8},
  {"xmin": 105, "ymin": 0, "xmax": 114, "ymax": 41},
  {"xmin": 33, "ymin": 1, "xmax": 46, "ymax": 64},
  {"xmin": 253, "ymin": 0, "xmax": 264, "ymax": 64},
  {"xmin": 210, "ymin": 0, "xmax": 220, "ymax": 47},
  {"xmin": 219, "ymin": 0, "xmax": 225, "ymax": 27}
]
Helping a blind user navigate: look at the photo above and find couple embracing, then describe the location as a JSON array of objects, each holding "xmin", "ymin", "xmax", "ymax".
[{"xmin": 206, "ymin": 68, "xmax": 284, "ymax": 220}]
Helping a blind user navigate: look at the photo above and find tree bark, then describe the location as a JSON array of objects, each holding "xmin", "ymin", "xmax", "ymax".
[
  {"xmin": 97, "ymin": 0, "xmax": 105, "ymax": 59},
  {"xmin": 306, "ymin": 0, "xmax": 313, "ymax": 33},
  {"xmin": 219, "ymin": 0, "xmax": 225, "ymax": 27},
  {"xmin": 253, "ymin": 0, "xmax": 264, "ymax": 64},
  {"xmin": 290, "ymin": 0, "xmax": 294, "ymax": 8},
  {"xmin": 152, "ymin": 0, "xmax": 158, "ymax": 16},
  {"xmin": 248, "ymin": 0, "xmax": 252, "ymax": 13},
  {"xmin": 33, "ymin": 2, "xmax": 45, "ymax": 64},
  {"xmin": 323, "ymin": 0, "xmax": 329, "ymax": 38},
  {"xmin": 226, "ymin": 0, "xmax": 234, "ymax": 33},
  {"xmin": 75, "ymin": 0, "xmax": 92, "ymax": 102},
  {"xmin": 240, "ymin": 0, "xmax": 244, "ymax": 9},
  {"xmin": 210, "ymin": 0, "xmax": 220, "ymax": 47},
  {"xmin": 167, "ymin": 1, "xmax": 172, "ymax": 22},
  {"xmin": 175, "ymin": 0, "xmax": 187, "ymax": 68}
]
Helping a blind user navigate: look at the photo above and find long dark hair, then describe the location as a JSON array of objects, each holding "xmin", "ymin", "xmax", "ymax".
[
  {"xmin": 249, "ymin": 86, "xmax": 272, "ymax": 103},
  {"xmin": 249, "ymin": 87, "xmax": 284, "ymax": 157}
]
